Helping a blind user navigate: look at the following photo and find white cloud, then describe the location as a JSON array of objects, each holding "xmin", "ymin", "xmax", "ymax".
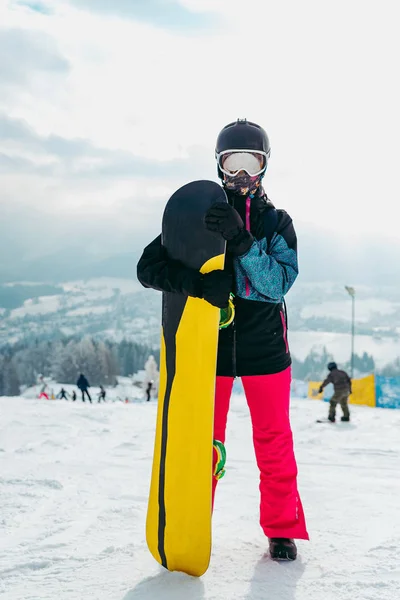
[{"xmin": 0, "ymin": 0, "xmax": 399, "ymax": 239}]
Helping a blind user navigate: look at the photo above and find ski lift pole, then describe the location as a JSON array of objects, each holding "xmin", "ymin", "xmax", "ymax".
[{"xmin": 345, "ymin": 286, "xmax": 356, "ymax": 378}]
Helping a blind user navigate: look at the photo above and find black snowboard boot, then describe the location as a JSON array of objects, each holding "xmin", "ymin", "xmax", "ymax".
[
  {"xmin": 341, "ymin": 416, "xmax": 350, "ymax": 422},
  {"xmin": 328, "ymin": 415, "xmax": 335, "ymax": 423},
  {"xmin": 269, "ymin": 538, "xmax": 297, "ymax": 561}
]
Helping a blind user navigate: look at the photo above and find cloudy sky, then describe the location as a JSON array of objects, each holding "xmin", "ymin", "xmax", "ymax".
[{"xmin": 1, "ymin": 0, "xmax": 399, "ymax": 261}]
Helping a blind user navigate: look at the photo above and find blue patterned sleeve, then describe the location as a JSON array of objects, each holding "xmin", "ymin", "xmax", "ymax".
[{"xmin": 237, "ymin": 218, "xmax": 299, "ymax": 300}]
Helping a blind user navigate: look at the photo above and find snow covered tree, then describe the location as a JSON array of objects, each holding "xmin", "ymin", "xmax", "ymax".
[
  {"xmin": 301, "ymin": 346, "xmax": 335, "ymax": 380},
  {"xmin": 1, "ymin": 336, "xmax": 159, "ymax": 389},
  {"xmin": 0, "ymin": 356, "xmax": 20, "ymax": 396},
  {"xmin": 75, "ymin": 337, "xmax": 100, "ymax": 384},
  {"xmin": 0, "ymin": 355, "xmax": 4, "ymax": 395},
  {"xmin": 51, "ymin": 341, "xmax": 79, "ymax": 384},
  {"xmin": 12, "ymin": 348, "xmax": 37, "ymax": 387},
  {"xmin": 143, "ymin": 354, "xmax": 159, "ymax": 396},
  {"xmin": 97, "ymin": 340, "xmax": 119, "ymax": 386},
  {"xmin": 344, "ymin": 352, "xmax": 375, "ymax": 375},
  {"xmin": 379, "ymin": 357, "xmax": 400, "ymax": 377}
]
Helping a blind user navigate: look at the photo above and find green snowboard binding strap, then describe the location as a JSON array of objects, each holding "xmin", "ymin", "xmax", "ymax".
[
  {"xmin": 219, "ymin": 294, "xmax": 235, "ymax": 330},
  {"xmin": 213, "ymin": 440, "xmax": 226, "ymax": 480}
]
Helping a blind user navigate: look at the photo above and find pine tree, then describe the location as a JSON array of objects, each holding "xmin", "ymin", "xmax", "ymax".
[
  {"xmin": 75, "ymin": 337, "xmax": 99, "ymax": 384},
  {"xmin": 51, "ymin": 341, "xmax": 78, "ymax": 383},
  {"xmin": 0, "ymin": 357, "xmax": 20, "ymax": 396}
]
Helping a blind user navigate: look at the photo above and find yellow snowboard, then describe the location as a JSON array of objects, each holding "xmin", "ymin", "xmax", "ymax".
[{"xmin": 146, "ymin": 181, "xmax": 227, "ymax": 577}]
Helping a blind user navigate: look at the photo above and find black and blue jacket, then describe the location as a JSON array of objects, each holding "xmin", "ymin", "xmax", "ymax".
[{"xmin": 137, "ymin": 188, "xmax": 298, "ymax": 377}]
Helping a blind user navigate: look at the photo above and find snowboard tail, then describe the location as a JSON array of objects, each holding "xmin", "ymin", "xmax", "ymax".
[{"xmin": 146, "ymin": 181, "xmax": 227, "ymax": 577}]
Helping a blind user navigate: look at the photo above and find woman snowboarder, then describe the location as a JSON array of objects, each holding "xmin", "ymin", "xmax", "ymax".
[{"xmin": 137, "ymin": 119, "xmax": 308, "ymax": 560}]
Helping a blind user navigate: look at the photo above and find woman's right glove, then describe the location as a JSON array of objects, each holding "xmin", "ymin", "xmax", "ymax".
[
  {"xmin": 201, "ymin": 271, "xmax": 232, "ymax": 308},
  {"xmin": 204, "ymin": 202, "xmax": 244, "ymax": 240},
  {"xmin": 204, "ymin": 202, "xmax": 254, "ymax": 256}
]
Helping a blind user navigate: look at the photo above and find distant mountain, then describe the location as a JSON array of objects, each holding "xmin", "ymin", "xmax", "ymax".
[
  {"xmin": 0, "ymin": 249, "xmax": 141, "ymax": 283},
  {"xmin": 1, "ymin": 204, "xmax": 400, "ymax": 286},
  {"xmin": 1, "ymin": 277, "xmax": 399, "ymax": 371}
]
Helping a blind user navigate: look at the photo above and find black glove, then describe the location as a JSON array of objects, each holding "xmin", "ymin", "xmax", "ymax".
[
  {"xmin": 201, "ymin": 270, "xmax": 232, "ymax": 308},
  {"xmin": 205, "ymin": 202, "xmax": 254, "ymax": 257},
  {"xmin": 318, "ymin": 386, "xmax": 323, "ymax": 394},
  {"xmin": 205, "ymin": 202, "xmax": 244, "ymax": 241}
]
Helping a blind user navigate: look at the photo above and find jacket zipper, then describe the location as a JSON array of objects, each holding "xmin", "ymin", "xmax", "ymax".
[
  {"xmin": 230, "ymin": 196, "xmax": 239, "ymax": 377},
  {"xmin": 245, "ymin": 196, "xmax": 251, "ymax": 297},
  {"xmin": 232, "ymin": 321, "xmax": 237, "ymax": 377}
]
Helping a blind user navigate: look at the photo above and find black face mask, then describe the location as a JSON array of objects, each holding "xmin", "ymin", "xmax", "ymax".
[{"xmin": 223, "ymin": 173, "xmax": 263, "ymax": 196}]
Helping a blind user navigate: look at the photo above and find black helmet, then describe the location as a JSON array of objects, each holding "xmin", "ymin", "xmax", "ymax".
[
  {"xmin": 216, "ymin": 119, "xmax": 271, "ymax": 154},
  {"xmin": 215, "ymin": 118, "xmax": 271, "ymax": 180},
  {"xmin": 327, "ymin": 362, "xmax": 337, "ymax": 371}
]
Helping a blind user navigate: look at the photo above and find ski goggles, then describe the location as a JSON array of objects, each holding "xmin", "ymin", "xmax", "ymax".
[{"xmin": 216, "ymin": 149, "xmax": 270, "ymax": 177}]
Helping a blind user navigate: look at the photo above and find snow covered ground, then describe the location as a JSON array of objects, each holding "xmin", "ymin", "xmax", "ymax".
[
  {"xmin": 299, "ymin": 297, "xmax": 399, "ymax": 323},
  {"xmin": 1, "ymin": 395, "xmax": 399, "ymax": 600},
  {"xmin": 9, "ymin": 295, "xmax": 62, "ymax": 319},
  {"xmin": 289, "ymin": 330, "xmax": 400, "ymax": 368}
]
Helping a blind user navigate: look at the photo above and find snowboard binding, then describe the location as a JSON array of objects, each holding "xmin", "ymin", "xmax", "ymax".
[
  {"xmin": 219, "ymin": 294, "xmax": 235, "ymax": 329},
  {"xmin": 213, "ymin": 440, "xmax": 227, "ymax": 480}
]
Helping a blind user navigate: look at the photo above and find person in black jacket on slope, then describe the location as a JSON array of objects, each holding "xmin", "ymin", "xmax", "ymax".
[{"xmin": 77, "ymin": 373, "xmax": 92, "ymax": 403}]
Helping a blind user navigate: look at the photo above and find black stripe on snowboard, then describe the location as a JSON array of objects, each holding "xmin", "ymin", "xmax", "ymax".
[
  {"xmin": 157, "ymin": 180, "xmax": 226, "ymax": 569},
  {"xmin": 157, "ymin": 294, "xmax": 187, "ymax": 569}
]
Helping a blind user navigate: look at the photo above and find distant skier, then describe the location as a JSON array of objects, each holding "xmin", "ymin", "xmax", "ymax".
[
  {"xmin": 38, "ymin": 382, "xmax": 49, "ymax": 400},
  {"xmin": 319, "ymin": 362, "xmax": 352, "ymax": 422},
  {"xmin": 76, "ymin": 373, "xmax": 92, "ymax": 403},
  {"xmin": 57, "ymin": 387, "xmax": 69, "ymax": 400},
  {"xmin": 145, "ymin": 381, "xmax": 153, "ymax": 402},
  {"xmin": 98, "ymin": 385, "xmax": 106, "ymax": 403},
  {"xmin": 137, "ymin": 118, "xmax": 308, "ymax": 560},
  {"xmin": 71, "ymin": 390, "xmax": 77, "ymax": 402}
]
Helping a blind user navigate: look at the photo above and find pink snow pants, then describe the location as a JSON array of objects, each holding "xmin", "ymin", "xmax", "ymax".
[{"xmin": 212, "ymin": 367, "xmax": 309, "ymax": 540}]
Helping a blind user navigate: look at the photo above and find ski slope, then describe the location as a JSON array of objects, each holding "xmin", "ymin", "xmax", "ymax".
[{"xmin": 0, "ymin": 394, "xmax": 399, "ymax": 600}]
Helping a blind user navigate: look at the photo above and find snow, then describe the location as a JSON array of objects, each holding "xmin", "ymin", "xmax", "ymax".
[
  {"xmin": 289, "ymin": 330, "xmax": 400, "ymax": 368},
  {"xmin": 66, "ymin": 305, "xmax": 111, "ymax": 317},
  {"xmin": 9, "ymin": 295, "xmax": 61, "ymax": 319},
  {"xmin": 62, "ymin": 278, "xmax": 141, "ymax": 296},
  {"xmin": 6, "ymin": 279, "xmax": 142, "ymax": 320},
  {"xmin": 1, "ymin": 395, "xmax": 399, "ymax": 600},
  {"xmin": 300, "ymin": 298, "xmax": 398, "ymax": 323}
]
